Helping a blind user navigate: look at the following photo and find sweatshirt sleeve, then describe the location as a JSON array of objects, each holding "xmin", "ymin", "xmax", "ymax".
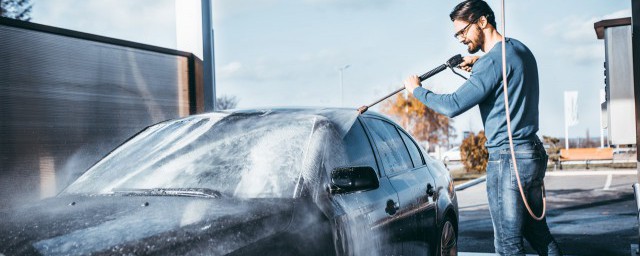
[{"xmin": 412, "ymin": 57, "xmax": 500, "ymax": 118}]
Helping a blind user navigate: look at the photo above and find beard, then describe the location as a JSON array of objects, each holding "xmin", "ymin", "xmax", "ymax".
[
  {"xmin": 467, "ymin": 42, "xmax": 481, "ymax": 54},
  {"xmin": 466, "ymin": 27, "xmax": 485, "ymax": 54}
]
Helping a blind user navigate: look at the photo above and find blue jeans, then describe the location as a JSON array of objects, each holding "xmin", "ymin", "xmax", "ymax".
[{"xmin": 486, "ymin": 138, "xmax": 562, "ymax": 255}]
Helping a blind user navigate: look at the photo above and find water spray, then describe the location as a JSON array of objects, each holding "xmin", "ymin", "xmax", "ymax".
[{"xmin": 357, "ymin": 54, "xmax": 466, "ymax": 114}]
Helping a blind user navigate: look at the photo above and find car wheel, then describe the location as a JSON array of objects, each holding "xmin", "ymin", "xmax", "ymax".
[{"xmin": 436, "ymin": 218, "xmax": 457, "ymax": 256}]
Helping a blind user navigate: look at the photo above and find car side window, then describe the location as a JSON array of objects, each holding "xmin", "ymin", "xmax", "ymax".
[
  {"xmin": 362, "ymin": 118, "xmax": 413, "ymax": 175},
  {"xmin": 342, "ymin": 119, "xmax": 378, "ymax": 173},
  {"xmin": 398, "ymin": 129, "xmax": 425, "ymax": 167}
]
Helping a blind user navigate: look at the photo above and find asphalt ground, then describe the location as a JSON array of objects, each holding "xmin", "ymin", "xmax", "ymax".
[{"xmin": 456, "ymin": 168, "xmax": 638, "ymax": 256}]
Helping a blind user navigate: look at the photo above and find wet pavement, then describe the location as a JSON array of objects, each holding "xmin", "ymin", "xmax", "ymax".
[{"xmin": 456, "ymin": 168, "xmax": 637, "ymax": 256}]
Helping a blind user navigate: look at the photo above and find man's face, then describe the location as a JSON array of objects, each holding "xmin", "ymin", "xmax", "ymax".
[{"xmin": 453, "ymin": 19, "xmax": 483, "ymax": 54}]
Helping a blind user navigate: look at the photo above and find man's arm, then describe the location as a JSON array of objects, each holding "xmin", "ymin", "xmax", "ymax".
[{"xmin": 404, "ymin": 57, "xmax": 500, "ymax": 118}]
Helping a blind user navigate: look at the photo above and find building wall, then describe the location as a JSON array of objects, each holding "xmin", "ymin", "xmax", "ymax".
[{"xmin": 0, "ymin": 18, "xmax": 204, "ymax": 209}]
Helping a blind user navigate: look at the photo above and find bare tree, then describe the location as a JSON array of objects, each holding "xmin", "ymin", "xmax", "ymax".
[
  {"xmin": 215, "ymin": 95, "xmax": 239, "ymax": 110},
  {"xmin": 1, "ymin": 0, "xmax": 32, "ymax": 21}
]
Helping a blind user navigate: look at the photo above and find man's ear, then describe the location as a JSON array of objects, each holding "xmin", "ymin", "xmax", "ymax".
[{"xmin": 478, "ymin": 16, "xmax": 488, "ymax": 29}]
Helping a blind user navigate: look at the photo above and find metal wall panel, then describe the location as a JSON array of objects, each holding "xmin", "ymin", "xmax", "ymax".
[
  {"xmin": 605, "ymin": 25, "xmax": 636, "ymax": 145},
  {"xmin": 0, "ymin": 19, "xmax": 203, "ymax": 209}
]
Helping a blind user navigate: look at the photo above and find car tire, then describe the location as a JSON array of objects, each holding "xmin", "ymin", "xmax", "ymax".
[{"xmin": 436, "ymin": 217, "xmax": 457, "ymax": 256}]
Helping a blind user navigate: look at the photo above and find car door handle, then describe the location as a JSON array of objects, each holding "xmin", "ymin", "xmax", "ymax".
[
  {"xmin": 385, "ymin": 199, "xmax": 399, "ymax": 215},
  {"xmin": 426, "ymin": 183, "xmax": 435, "ymax": 196}
]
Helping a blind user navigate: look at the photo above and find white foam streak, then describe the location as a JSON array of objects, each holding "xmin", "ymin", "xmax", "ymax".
[
  {"xmin": 101, "ymin": 118, "xmax": 217, "ymax": 192},
  {"xmin": 179, "ymin": 201, "xmax": 209, "ymax": 227},
  {"xmin": 233, "ymin": 125, "xmax": 309, "ymax": 198}
]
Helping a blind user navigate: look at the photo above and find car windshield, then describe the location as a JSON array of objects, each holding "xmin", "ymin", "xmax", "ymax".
[{"xmin": 62, "ymin": 112, "xmax": 318, "ymax": 198}]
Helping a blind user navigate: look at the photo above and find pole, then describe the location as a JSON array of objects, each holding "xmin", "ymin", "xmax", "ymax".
[
  {"xmin": 340, "ymin": 69, "xmax": 343, "ymax": 107},
  {"xmin": 564, "ymin": 91, "xmax": 576, "ymax": 150},
  {"xmin": 600, "ymin": 89, "xmax": 605, "ymax": 148},
  {"xmin": 565, "ymin": 118, "xmax": 569, "ymax": 150},
  {"xmin": 201, "ymin": 0, "xmax": 216, "ymax": 111},
  {"xmin": 631, "ymin": 0, "xmax": 640, "ymax": 253},
  {"xmin": 338, "ymin": 65, "xmax": 349, "ymax": 107},
  {"xmin": 600, "ymin": 104, "xmax": 605, "ymax": 148},
  {"xmin": 632, "ymin": 0, "xmax": 640, "ymax": 182}
]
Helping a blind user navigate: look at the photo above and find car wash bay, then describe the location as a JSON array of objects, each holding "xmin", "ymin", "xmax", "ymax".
[{"xmin": 2, "ymin": 1, "xmax": 640, "ymax": 255}]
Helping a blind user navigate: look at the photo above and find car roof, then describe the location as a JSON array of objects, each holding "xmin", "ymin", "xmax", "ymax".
[
  {"xmin": 187, "ymin": 107, "xmax": 393, "ymax": 124},
  {"xmin": 144, "ymin": 107, "xmax": 398, "ymax": 140},
  {"xmin": 199, "ymin": 107, "xmax": 386, "ymax": 118}
]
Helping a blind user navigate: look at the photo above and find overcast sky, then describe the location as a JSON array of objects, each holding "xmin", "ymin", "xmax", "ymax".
[{"xmin": 31, "ymin": 0, "xmax": 632, "ymax": 142}]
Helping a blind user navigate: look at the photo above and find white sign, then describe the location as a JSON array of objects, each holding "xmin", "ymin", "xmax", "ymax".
[{"xmin": 564, "ymin": 91, "xmax": 579, "ymax": 127}]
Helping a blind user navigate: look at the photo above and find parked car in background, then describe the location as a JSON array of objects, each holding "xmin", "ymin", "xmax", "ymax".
[
  {"xmin": 0, "ymin": 108, "xmax": 458, "ymax": 256},
  {"xmin": 441, "ymin": 146, "xmax": 461, "ymax": 163}
]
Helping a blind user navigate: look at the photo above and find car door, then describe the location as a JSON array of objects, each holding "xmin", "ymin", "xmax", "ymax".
[
  {"xmin": 396, "ymin": 127, "xmax": 439, "ymax": 253},
  {"xmin": 361, "ymin": 117, "xmax": 438, "ymax": 254},
  {"xmin": 328, "ymin": 119, "xmax": 403, "ymax": 255}
]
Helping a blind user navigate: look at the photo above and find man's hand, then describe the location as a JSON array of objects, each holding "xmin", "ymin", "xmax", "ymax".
[
  {"xmin": 458, "ymin": 55, "xmax": 479, "ymax": 72},
  {"xmin": 403, "ymin": 75, "xmax": 421, "ymax": 95}
]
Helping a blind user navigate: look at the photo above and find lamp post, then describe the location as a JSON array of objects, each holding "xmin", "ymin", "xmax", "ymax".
[
  {"xmin": 338, "ymin": 65, "xmax": 350, "ymax": 107},
  {"xmin": 201, "ymin": 0, "xmax": 215, "ymax": 111}
]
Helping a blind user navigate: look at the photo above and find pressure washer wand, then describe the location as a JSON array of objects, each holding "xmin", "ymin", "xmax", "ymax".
[{"xmin": 358, "ymin": 54, "xmax": 464, "ymax": 114}]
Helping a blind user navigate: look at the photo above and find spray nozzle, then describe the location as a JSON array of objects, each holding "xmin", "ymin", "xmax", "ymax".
[
  {"xmin": 446, "ymin": 54, "xmax": 464, "ymax": 68},
  {"xmin": 447, "ymin": 54, "xmax": 469, "ymax": 80}
]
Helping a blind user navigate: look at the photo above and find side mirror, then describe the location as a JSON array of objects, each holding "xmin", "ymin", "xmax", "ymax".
[{"xmin": 329, "ymin": 166, "xmax": 379, "ymax": 194}]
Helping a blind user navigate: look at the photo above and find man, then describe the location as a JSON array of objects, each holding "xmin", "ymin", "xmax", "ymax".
[{"xmin": 402, "ymin": 0, "xmax": 562, "ymax": 255}]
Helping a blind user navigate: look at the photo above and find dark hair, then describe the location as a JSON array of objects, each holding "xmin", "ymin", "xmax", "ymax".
[{"xmin": 450, "ymin": 0, "xmax": 497, "ymax": 29}]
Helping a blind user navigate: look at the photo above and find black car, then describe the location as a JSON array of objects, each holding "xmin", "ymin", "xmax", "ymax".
[{"xmin": 0, "ymin": 108, "xmax": 458, "ymax": 255}]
